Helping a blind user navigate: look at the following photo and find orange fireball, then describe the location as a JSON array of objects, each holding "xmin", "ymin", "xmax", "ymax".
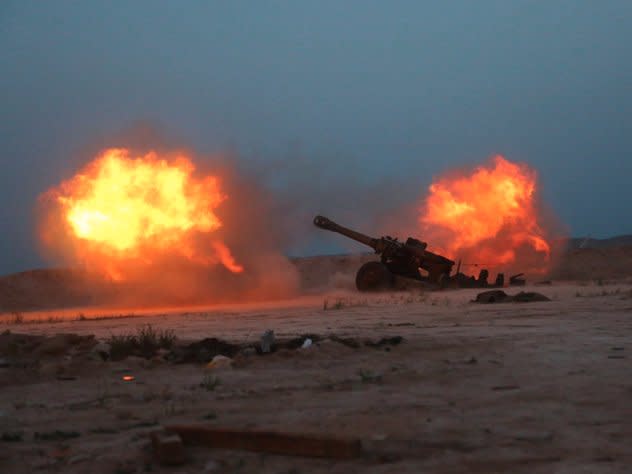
[
  {"xmin": 420, "ymin": 155, "xmax": 550, "ymax": 273},
  {"xmin": 44, "ymin": 148, "xmax": 242, "ymax": 278}
]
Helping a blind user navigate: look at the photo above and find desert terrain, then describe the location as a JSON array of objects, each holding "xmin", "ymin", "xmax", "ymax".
[{"xmin": 0, "ymin": 249, "xmax": 631, "ymax": 473}]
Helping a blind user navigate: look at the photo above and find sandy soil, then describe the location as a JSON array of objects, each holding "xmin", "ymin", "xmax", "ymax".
[{"xmin": 1, "ymin": 279, "xmax": 630, "ymax": 473}]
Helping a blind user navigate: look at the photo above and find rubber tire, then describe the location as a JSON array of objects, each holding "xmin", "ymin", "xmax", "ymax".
[{"xmin": 355, "ymin": 262, "xmax": 393, "ymax": 292}]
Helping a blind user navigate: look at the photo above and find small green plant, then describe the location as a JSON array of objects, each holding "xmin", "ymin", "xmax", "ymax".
[
  {"xmin": 108, "ymin": 333, "xmax": 137, "ymax": 360},
  {"xmin": 200, "ymin": 374, "xmax": 221, "ymax": 391},
  {"xmin": 107, "ymin": 325, "xmax": 176, "ymax": 359}
]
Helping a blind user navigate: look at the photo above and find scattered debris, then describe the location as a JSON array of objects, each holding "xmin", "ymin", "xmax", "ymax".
[
  {"xmin": 301, "ymin": 338, "xmax": 313, "ymax": 349},
  {"xmin": 164, "ymin": 424, "xmax": 363, "ymax": 459},
  {"xmin": 260, "ymin": 329, "xmax": 275, "ymax": 353}
]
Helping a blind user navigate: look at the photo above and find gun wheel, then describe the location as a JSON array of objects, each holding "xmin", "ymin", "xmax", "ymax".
[{"xmin": 355, "ymin": 262, "xmax": 393, "ymax": 292}]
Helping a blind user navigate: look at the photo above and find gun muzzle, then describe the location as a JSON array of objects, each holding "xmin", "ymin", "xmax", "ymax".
[{"xmin": 313, "ymin": 215, "xmax": 335, "ymax": 230}]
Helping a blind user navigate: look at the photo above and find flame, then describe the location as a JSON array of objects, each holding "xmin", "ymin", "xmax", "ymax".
[
  {"xmin": 44, "ymin": 148, "xmax": 242, "ymax": 279},
  {"xmin": 420, "ymin": 155, "xmax": 551, "ymax": 273}
]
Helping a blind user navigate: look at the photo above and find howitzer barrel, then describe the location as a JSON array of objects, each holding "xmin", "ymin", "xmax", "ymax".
[{"xmin": 313, "ymin": 215, "xmax": 377, "ymax": 249}]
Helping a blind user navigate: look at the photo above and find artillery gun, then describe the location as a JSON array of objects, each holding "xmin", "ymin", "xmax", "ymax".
[{"xmin": 313, "ymin": 215, "xmax": 508, "ymax": 292}]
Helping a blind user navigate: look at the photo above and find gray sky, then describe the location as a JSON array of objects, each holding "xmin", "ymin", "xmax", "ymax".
[{"xmin": 1, "ymin": 1, "xmax": 631, "ymax": 274}]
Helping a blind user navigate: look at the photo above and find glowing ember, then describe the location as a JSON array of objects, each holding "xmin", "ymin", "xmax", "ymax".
[
  {"xmin": 420, "ymin": 155, "xmax": 551, "ymax": 273},
  {"xmin": 43, "ymin": 148, "xmax": 242, "ymax": 278}
]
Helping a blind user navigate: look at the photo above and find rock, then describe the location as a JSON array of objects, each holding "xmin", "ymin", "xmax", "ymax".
[
  {"xmin": 512, "ymin": 291, "xmax": 551, "ymax": 302},
  {"xmin": 474, "ymin": 290, "xmax": 511, "ymax": 303},
  {"xmin": 69, "ymin": 454, "xmax": 91, "ymax": 465},
  {"xmin": 155, "ymin": 348, "xmax": 169, "ymax": 358},
  {"xmin": 365, "ymin": 336, "xmax": 404, "ymax": 348},
  {"xmin": 39, "ymin": 361, "xmax": 65, "ymax": 377},
  {"xmin": 35, "ymin": 335, "xmax": 73, "ymax": 356},
  {"xmin": 204, "ymin": 459, "xmax": 220, "ymax": 471},
  {"xmin": 167, "ymin": 338, "xmax": 240, "ymax": 364},
  {"xmin": 513, "ymin": 430, "xmax": 554, "ymax": 442},
  {"xmin": 260, "ymin": 330, "xmax": 275, "ymax": 353},
  {"xmin": 474, "ymin": 290, "xmax": 551, "ymax": 303},
  {"xmin": 92, "ymin": 341, "xmax": 111, "ymax": 360},
  {"xmin": 205, "ymin": 355, "xmax": 233, "ymax": 370},
  {"xmin": 240, "ymin": 347, "xmax": 257, "ymax": 357},
  {"xmin": 150, "ymin": 430, "xmax": 186, "ymax": 466}
]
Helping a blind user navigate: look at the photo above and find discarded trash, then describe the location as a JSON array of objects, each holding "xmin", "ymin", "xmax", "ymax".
[
  {"xmin": 205, "ymin": 355, "xmax": 233, "ymax": 370},
  {"xmin": 122, "ymin": 375, "xmax": 135, "ymax": 382},
  {"xmin": 260, "ymin": 330, "xmax": 275, "ymax": 353},
  {"xmin": 301, "ymin": 338, "xmax": 313, "ymax": 349}
]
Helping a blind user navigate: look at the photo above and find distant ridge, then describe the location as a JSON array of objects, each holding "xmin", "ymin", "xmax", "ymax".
[{"xmin": 566, "ymin": 235, "xmax": 632, "ymax": 250}]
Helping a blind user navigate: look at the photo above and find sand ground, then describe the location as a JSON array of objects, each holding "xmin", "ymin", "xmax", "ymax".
[{"xmin": 0, "ymin": 281, "xmax": 631, "ymax": 473}]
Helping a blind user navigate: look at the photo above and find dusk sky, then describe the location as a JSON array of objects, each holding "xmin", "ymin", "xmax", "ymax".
[{"xmin": 1, "ymin": 1, "xmax": 631, "ymax": 274}]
